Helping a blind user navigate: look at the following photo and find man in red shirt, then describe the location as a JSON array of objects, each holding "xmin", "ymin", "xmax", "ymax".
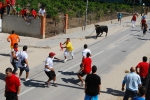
[
  {"xmin": 136, "ymin": 56, "xmax": 149, "ymax": 86},
  {"xmin": 31, "ymin": 8, "xmax": 37, "ymax": 18},
  {"xmin": 131, "ymin": 13, "xmax": 137, "ymax": 28},
  {"xmin": 141, "ymin": 18, "xmax": 146, "ymax": 30},
  {"xmin": 5, "ymin": 67, "xmax": 21, "ymax": 100},
  {"xmin": 77, "ymin": 52, "xmax": 92, "ymax": 87}
]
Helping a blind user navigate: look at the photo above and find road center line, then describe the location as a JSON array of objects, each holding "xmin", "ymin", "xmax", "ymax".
[
  {"xmin": 116, "ymin": 31, "xmax": 140, "ymax": 44},
  {"xmin": 19, "ymin": 50, "xmax": 104, "ymax": 96}
]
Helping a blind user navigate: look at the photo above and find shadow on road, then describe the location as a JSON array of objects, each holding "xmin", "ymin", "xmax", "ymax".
[
  {"xmin": 0, "ymin": 72, "xmax": 5, "ymax": 81},
  {"xmin": 0, "ymin": 53, "xmax": 10, "ymax": 57},
  {"xmin": 21, "ymin": 79, "xmax": 46, "ymax": 88},
  {"xmin": 101, "ymin": 88, "xmax": 124, "ymax": 96},
  {"xmin": 85, "ymin": 36, "xmax": 96, "ymax": 39},
  {"xmin": 58, "ymin": 71, "xmax": 77, "ymax": 76},
  {"xmin": 138, "ymin": 38, "xmax": 150, "ymax": 41},
  {"xmin": 57, "ymin": 83, "xmax": 83, "ymax": 89},
  {"xmin": 61, "ymin": 77, "xmax": 80, "ymax": 86}
]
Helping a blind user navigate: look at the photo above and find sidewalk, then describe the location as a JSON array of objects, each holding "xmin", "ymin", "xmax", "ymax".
[{"xmin": 2, "ymin": 14, "xmax": 149, "ymax": 49}]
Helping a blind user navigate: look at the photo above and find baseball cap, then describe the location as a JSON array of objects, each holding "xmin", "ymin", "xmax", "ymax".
[{"xmin": 49, "ymin": 52, "xmax": 56, "ymax": 57}]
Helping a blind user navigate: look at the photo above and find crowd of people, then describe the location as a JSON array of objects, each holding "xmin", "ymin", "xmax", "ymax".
[
  {"xmin": 122, "ymin": 55, "xmax": 149, "ymax": 100},
  {"xmin": 0, "ymin": 0, "xmax": 46, "ymax": 25},
  {"xmin": 6, "ymin": 32, "xmax": 101, "ymax": 100},
  {"xmin": 4, "ymin": 10, "xmax": 150, "ymax": 100},
  {"xmin": 131, "ymin": 13, "xmax": 150, "ymax": 36}
]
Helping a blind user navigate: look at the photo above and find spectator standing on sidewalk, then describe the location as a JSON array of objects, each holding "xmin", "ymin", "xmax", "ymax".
[
  {"xmin": 18, "ymin": 46, "xmax": 30, "ymax": 81},
  {"xmin": 7, "ymin": 30, "xmax": 20, "ymax": 50},
  {"xmin": 117, "ymin": 12, "xmax": 122, "ymax": 24},
  {"xmin": 10, "ymin": 43, "xmax": 19, "ymax": 75},
  {"xmin": 136, "ymin": 56, "xmax": 149, "ymax": 86},
  {"xmin": 6, "ymin": 0, "xmax": 10, "ymax": 15},
  {"xmin": 78, "ymin": 52, "xmax": 92, "ymax": 87},
  {"xmin": 131, "ymin": 13, "xmax": 137, "ymax": 28},
  {"xmin": 133, "ymin": 86, "xmax": 146, "ymax": 100},
  {"xmin": 0, "ymin": 2, "xmax": 5, "ymax": 19},
  {"xmin": 44, "ymin": 52, "xmax": 60, "ymax": 87},
  {"xmin": 4, "ymin": 67, "xmax": 21, "ymax": 100},
  {"xmin": 122, "ymin": 67, "xmax": 141, "ymax": 100},
  {"xmin": 10, "ymin": 0, "xmax": 16, "ymax": 15},
  {"xmin": 84, "ymin": 65, "xmax": 101, "ymax": 100},
  {"xmin": 62, "ymin": 38, "xmax": 74, "ymax": 63},
  {"xmin": 16, "ymin": 4, "xmax": 21, "ymax": 16}
]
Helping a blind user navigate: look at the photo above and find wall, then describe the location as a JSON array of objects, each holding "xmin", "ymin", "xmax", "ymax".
[{"xmin": 2, "ymin": 15, "xmax": 44, "ymax": 38}]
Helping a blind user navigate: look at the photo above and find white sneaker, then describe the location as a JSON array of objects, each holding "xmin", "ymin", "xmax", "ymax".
[
  {"xmin": 80, "ymin": 82, "xmax": 85, "ymax": 87},
  {"xmin": 25, "ymin": 78, "xmax": 30, "ymax": 81},
  {"xmin": 63, "ymin": 59, "xmax": 67, "ymax": 63},
  {"xmin": 72, "ymin": 56, "xmax": 74, "ymax": 59}
]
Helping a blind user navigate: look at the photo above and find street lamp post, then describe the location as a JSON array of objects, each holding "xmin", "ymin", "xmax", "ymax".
[{"xmin": 84, "ymin": 0, "xmax": 88, "ymax": 31}]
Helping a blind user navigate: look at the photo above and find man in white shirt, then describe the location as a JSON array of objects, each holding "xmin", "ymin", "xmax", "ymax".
[
  {"xmin": 38, "ymin": 7, "xmax": 46, "ymax": 17},
  {"xmin": 44, "ymin": 52, "xmax": 60, "ymax": 87},
  {"xmin": 80, "ymin": 44, "xmax": 91, "ymax": 67},
  {"xmin": 18, "ymin": 46, "xmax": 30, "ymax": 81}
]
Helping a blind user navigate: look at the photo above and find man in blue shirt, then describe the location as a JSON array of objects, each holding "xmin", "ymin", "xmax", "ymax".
[
  {"xmin": 133, "ymin": 86, "xmax": 146, "ymax": 100},
  {"xmin": 118, "ymin": 12, "xmax": 122, "ymax": 24},
  {"xmin": 122, "ymin": 67, "xmax": 142, "ymax": 100}
]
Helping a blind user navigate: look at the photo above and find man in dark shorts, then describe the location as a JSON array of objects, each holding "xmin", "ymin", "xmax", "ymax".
[
  {"xmin": 77, "ymin": 52, "xmax": 92, "ymax": 87},
  {"xmin": 5, "ymin": 67, "xmax": 21, "ymax": 100},
  {"xmin": 18, "ymin": 46, "xmax": 30, "ymax": 81},
  {"xmin": 136, "ymin": 56, "xmax": 149, "ymax": 86},
  {"xmin": 44, "ymin": 52, "xmax": 60, "ymax": 87},
  {"xmin": 84, "ymin": 65, "xmax": 101, "ymax": 100}
]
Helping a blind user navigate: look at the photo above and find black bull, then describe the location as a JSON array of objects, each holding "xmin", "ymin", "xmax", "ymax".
[{"xmin": 95, "ymin": 25, "xmax": 108, "ymax": 39}]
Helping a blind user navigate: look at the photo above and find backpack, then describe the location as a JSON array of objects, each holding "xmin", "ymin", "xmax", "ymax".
[{"xmin": 19, "ymin": 52, "xmax": 26, "ymax": 66}]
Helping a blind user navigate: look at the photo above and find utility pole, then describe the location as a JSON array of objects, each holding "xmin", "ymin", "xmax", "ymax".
[
  {"xmin": 132, "ymin": 0, "xmax": 135, "ymax": 14},
  {"xmin": 84, "ymin": 0, "xmax": 88, "ymax": 31}
]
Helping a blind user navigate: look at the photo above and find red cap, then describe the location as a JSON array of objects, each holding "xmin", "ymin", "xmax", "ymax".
[{"xmin": 49, "ymin": 52, "xmax": 55, "ymax": 57}]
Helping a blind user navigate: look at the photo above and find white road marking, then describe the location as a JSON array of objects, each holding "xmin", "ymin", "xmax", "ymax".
[
  {"xmin": 19, "ymin": 50, "xmax": 104, "ymax": 96},
  {"xmin": 116, "ymin": 31, "xmax": 140, "ymax": 44}
]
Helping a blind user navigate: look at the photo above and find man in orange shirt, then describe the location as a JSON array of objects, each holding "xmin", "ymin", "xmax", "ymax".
[{"xmin": 7, "ymin": 30, "xmax": 20, "ymax": 49}]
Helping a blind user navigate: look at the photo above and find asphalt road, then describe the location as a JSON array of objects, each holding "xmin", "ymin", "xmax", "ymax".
[{"xmin": 0, "ymin": 21, "xmax": 150, "ymax": 100}]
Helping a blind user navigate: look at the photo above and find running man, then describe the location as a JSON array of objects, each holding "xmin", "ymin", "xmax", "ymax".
[
  {"xmin": 10, "ymin": 43, "xmax": 19, "ymax": 74},
  {"xmin": 80, "ymin": 44, "xmax": 91, "ymax": 67},
  {"xmin": 7, "ymin": 30, "xmax": 20, "ymax": 50},
  {"xmin": 62, "ymin": 38, "xmax": 74, "ymax": 62},
  {"xmin": 78, "ymin": 52, "xmax": 92, "ymax": 87},
  {"xmin": 142, "ymin": 23, "xmax": 148, "ymax": 36},
  {"xmin": 18, "ymin": 46, "xmax": 30, "ymax": 81},
  {"xmin": 131, "ymin": 13, "xmax": 137, "ymax": 28},
  {"xmin": 44, "ymin": 52, "xmax": 60, "ymax": 87}
]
